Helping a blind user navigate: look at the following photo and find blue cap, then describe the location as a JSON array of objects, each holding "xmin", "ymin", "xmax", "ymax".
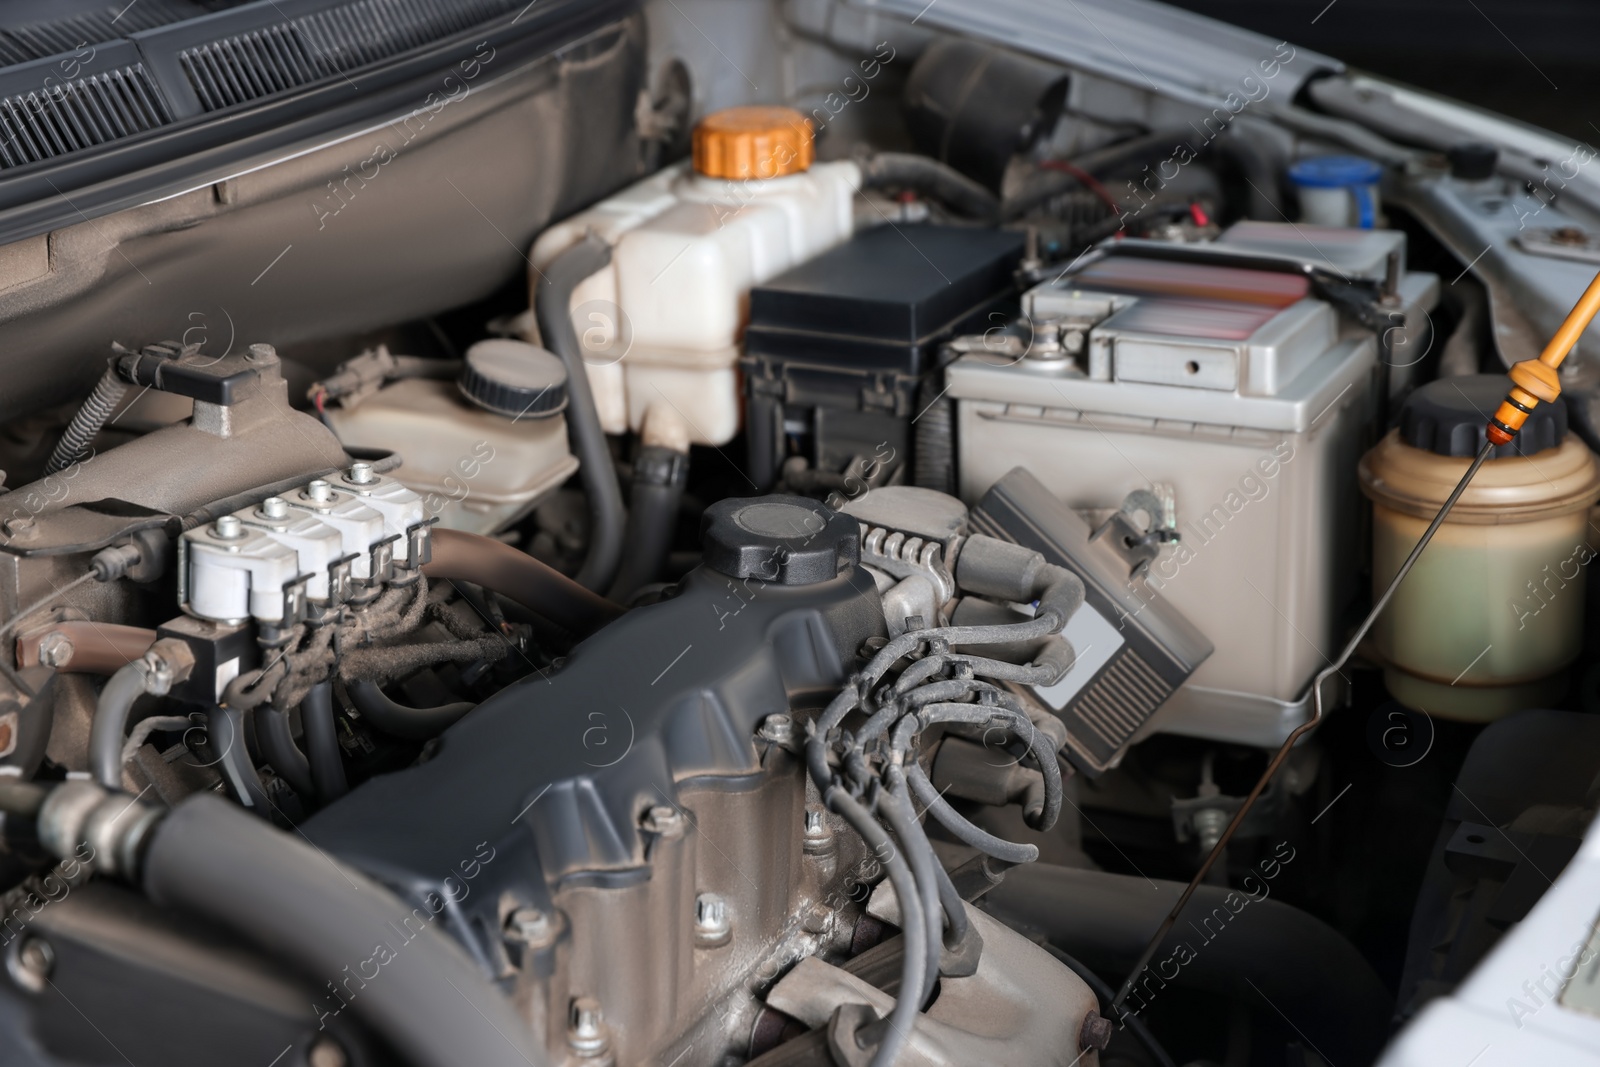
[{"xmin": 1287, "ymin": 155, "xmax": 1383, "ymax": 189}]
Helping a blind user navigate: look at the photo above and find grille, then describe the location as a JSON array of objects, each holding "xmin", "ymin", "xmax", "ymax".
[
  {"xmin": 182, "ymin": 0, "xmax": 521, "ymax": 112},
  {"xmin": 0, "ymin": 2, "xmax": 205, "ymax": 66},
  {"xmin": 0, "ymin": 63, "xmax": 170, "ymax": 168}
]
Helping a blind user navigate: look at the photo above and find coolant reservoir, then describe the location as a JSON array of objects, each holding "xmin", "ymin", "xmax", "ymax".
[
  {"xmin": 329, "ymin": 340, "xmax": 578, "ymax": 535},
  {"xmin": 1361, "ymin": 375, "xmax": 1600, "ymax": 720},
  {"xmin": 529, "ymin": 106, "xmax": 859, "ymax": 446}
]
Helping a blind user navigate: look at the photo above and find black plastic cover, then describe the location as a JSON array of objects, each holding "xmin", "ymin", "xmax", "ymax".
[
  {"xmin": 745, "ymin": 224, "xmax": 1025, "ymax": 369},
  {"xmin": 701, "ymin": 496, "xmax": 861, "ymax": 586},
  {"xmin": 303, "ymin": 562, "xmax": 884, "ymax": 959},
  {"xmin": 1399, "ymin": 373, "xmax": 1565, "ymax": 459}
]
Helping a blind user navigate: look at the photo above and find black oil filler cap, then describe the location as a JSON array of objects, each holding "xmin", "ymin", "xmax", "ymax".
[
  {"xmin": 1399, "ymin": 374, "xmax": 1566, "ymax": 459},
  {"xmin": 701, "ymin": 496, "xmax": 860, "ymax": 585}
]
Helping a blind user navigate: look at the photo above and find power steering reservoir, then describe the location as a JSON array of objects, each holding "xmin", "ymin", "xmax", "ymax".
[{"xmin": 1360, "ymin": 375, "xmax": 1600, "ymax": 719}]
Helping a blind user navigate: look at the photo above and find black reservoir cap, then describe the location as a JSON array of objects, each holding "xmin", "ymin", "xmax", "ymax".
[
  {"xmin": 459, "ymin": 339, "xmax": 568, "ymax": 419},
  {"xmin": 701, "ymin": 496, "xmax": 860, "ymax": 585},
  {"xmin": 1399, "ymin": 373, "xmax": 1566, "ymax": 459}
]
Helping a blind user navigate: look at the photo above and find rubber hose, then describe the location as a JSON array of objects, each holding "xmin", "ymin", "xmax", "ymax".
[
  {"xmin": 983, "ymin": 863, "xmax": 1392, "ymax": 1066},
  {"xmin": 301, "ymin": 683, "xmax": 347, "ymax": 805},
  {"xmin": 424, "ymin": 527, "xmax": 624, "ymax": 636},
  {"xmin": 141, "ymin": 793, "xmax": 548, "ymax": 1067},
  {"xmin": 1001, "ymin": 128, "xmax": 1195, "ymax": 222},
  {"xmin": 534, "ymin": 234, "xmax": 627, "ymax": 593},
  {"xmin": 829, "ymin": 788, "xmax": 926, "ymax": 1067},
  {"xmin": 1041, "ymin": 943, "xmax": 1177, "ymax": 1067},
  {"xmin": 882, "ymin": 776, "xmax": 944, "ymax": 1001},
  {"xmin": 45, "ymin": 364, "xmax": 126, "ymax": 475},
  {"xmin": 255, "ymin": 706, "xmax": 314, "ymax": 799},
  {"xmin": 346, "ymin": 680, "xmax": 474, "ymax": 740},
  {"xmin": 859, "ymin": 152, "xmax": 1001, "ymax": 221},
  {"xmin": 90, "ymin": 660, "xmax": 151, "ymax": 790},
  {"xmin": 207, "ymin": 706, "xmax": 274, "ymax": 815},
  {"xmin": 608, "ymin": 444, "xmax": 688, "ymax": 602}
]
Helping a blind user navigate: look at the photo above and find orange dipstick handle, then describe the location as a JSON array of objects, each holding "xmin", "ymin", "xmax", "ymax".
[{"xmin": 1489, "ymin": 267, "xmax": 1600, "ymax": 445}]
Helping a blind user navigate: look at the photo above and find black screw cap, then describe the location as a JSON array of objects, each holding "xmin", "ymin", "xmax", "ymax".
[
  {"xmin": 1446, "ymin": 142, "xmax": 1498, "ymax": 181},
  {"xmin": 1399, "ymin": 373, "xmax": 1566, "ymax": 459},
  {"xmin": 458, "ymin": 339, "xmax": 568, "ymax": 419},
  {"xmin": 700, "ymin": 496, "xmax": 860, "ymax": 585}
]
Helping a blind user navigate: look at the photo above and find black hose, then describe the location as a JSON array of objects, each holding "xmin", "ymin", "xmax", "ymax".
[
  {"xmin": 255, "ymin": 706, "xmax": 314, "ymax": 799},
  {"xmin": 880, "ymin": 777, "xmax": 943, "ymax": 1002},
  {"xmin": 346, "ymin": 680, "xmax": 474, "ymax": 741},
  {"xmin": 207, "ymin": 706, "xmax": 274, "ymax": 816},
  {"xmin": 1041, "ymin": 943, "xmax": 1177, "ymax": 1067},
  {"xmin": 1002, "ymin": 128, "xmax": 1195, "ymax": 222},
  {"xmin": 141, "ymin": 793, "xmax": 548, "ymax": 1067},
  {"xmin": 608, "ymin": 444, "xmax": 688, "ymax": 602},
  {"xmin": 46, "ymin": 363, "xmax": 126, "ymax": 475},
  {"xmin": 301, "ymin": 683, "xmax": 348, "ymax": 804},
  {"xmin": 90, "ymin": 660, "xmax": 150, "ymax": 790},
  {"xmin": 535, "ymin": 235, "xmax": 627, "ymax": 593},
  {"xmin": 984, "ymin": 863, "xmax": 1393, "ymax": 1066},
  {"xmin": 858, "ymin": 152, "xmax": 1001, "ymax": 221},
  {"xmin": 829, "ymin": 788, "xmax": 926, "ymax": 1067}
]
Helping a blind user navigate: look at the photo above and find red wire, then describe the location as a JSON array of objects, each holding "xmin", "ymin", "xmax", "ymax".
[
  {"xmin": 1038, "ymin": 159, "xmax": 1122, "ymax": 216},
  {"xmin": 1189, "ymin": 201, "xmax": 1211, "ymax": 227}
]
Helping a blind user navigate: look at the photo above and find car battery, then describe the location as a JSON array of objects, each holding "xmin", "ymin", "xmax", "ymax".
[
  {"xmin": 949, "ymin": 249, "xmax": 1382, "ymax": 748},
  {"xmin": 742, "ymin": 223, "xmax": 1024, "ymax": 488}
]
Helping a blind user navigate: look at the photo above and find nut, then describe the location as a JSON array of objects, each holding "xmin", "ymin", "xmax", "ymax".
[
  {"xmin": 346, "ymin": 461, "xmax": 376, "ymax": 485},
  {"xmin": 802, "ymin": 807, "xmax": 834, "ymax": 855},
  {"xmin": 505, "ymin": 906, "xmax": 557, "ymax": 949},
  {"xmin": 694, "ymin": 892, "xmax": 732, "ymax": 947},
  {"xmin": 36, "ymin": 632, "xmax": 73, "ymax": 669},
  {"xmin": 259, "ymin": 496, "xmax": 289, "ymax": 520},
  {"xmin": 758, "ymin": 713, "xmax": 794, "ymax": 745},
  {"xmin": 211, "ymin": 515, "xmax": 243, "ymax": 540},
  {"xmin": 641, "ymin": 804, "xmax": 685, "ymax": 839},
  {"xmin": 567, "ymin": 996, "xmax": 610, "ymax": 1057},
  {"xmin": 305, "ymin": 479, "xmax": 333, "ymax": 503},
  {"xmin": 6, "ymin": 935, "xmax": 52, "ymax": 993}
]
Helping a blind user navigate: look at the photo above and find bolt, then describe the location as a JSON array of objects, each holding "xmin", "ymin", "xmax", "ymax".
[
  {"xmin": 567, "ymin": 996, "xmax": 609, "ymax": 1057},
  {"xmin": 505, "ymin": 906, "xmax": 556, "ymax": 949},
  {"xmin": 758, "ymin": 713, "xmax": 794, "ymax": 745},
  {"xmin": 2, "ymin": 517, "xmax": 33, "ymax": 538},
  {"xmin": 305, "ymin": 479, "xmax": 332, "ymax": 503},
  {"xmin": 1079, "ymin": 1011, "xmax": 1113, "ymax": 1051},
  {"xmin": 246, "ymin": 342, "xmax": 278, "ymax": 363},
  {"xmin": 36, "ymin": 632, "xmax": 73, "ymax": 669},
  {"xmin": 212, "ymin": 515, "xmax": 243, "ymax": 540},
  {"xmin": 347, "ymin": 461, "xmax": 376, "ymax": 485},
  {"xmin": 308, "ymin": 1037, "xmax": 348, "ymax": 1067},
  {"xmin": 8, "ymin": 935, "xmax": 52, "ymax": 992},
  {"xmin": 694, "ymin": 892, "xmax": 732, "ymax": 947},
  {"xmin": 259, "ymin": 496, "xmax": 289, "ymax": 520},
  {"xmin": 641, "ymin": 804, "xmax": 685, "ymax": 839},
  {"xmin": 803, "ymin": 807, "xmax": 834, "ymax": 855},
  {"xmin": 1193, "ymin": 806, "xmax": 1230, "ymax": 855}
]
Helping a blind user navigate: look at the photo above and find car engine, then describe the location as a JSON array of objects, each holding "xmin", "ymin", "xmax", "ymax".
[{"xmin": 1, "ymin": 1, "xmax": 1600, "ymax": 1066}]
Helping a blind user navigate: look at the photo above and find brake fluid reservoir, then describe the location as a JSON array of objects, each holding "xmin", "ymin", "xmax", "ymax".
[
  {"xmin": 328, "ymin": 340, "xmax": 578, "ymax": 536},
  {"xmin": 529, "ymin": 106, "xmax": 859, "ymax": 446},
  {"xmin": 1361, "ymin": 375, "xmax": 1600, "ymax": 720}
]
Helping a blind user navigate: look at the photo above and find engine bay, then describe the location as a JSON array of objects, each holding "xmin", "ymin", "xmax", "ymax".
[{"xmin": 0, "ymin": 1, "xmax": 1599, "ymax": 1065}]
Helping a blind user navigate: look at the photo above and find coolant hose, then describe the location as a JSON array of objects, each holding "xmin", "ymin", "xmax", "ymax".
[
  {"xmin": 608, "ymin": 443, "xmax": 688, "ymax": 602},
  {"xmin": 301, "ymin": 682, "xmax": 347, "ymax": 805},
  {"xmin": 534, "ymin": 234, "xmax": 627, "ymax": 593},
  {"xmin": 346, "ymin": 680, "xmax": 474, "ymax": 740},
  {"xmin": 46, "ymin": 363, "xmax": 126, "ymax": 475},
  {"xmin": 424, "ymin": 527, "xmax": 624, "ymax": 634},
  {"xmin": 90, "ymin": 659, "xmax": 153, "ymax": 790},
  {"xmin": 255, "ymin": 706, "xmax": 314, "ymax": 799},
  {"xmin": 140, "ymin": 792, "xmax": 549, "ymax": 1067},
  {"xmin": 859, "ymin": 152, "xmax": 1001, "ymax": 221},
  {"xmin": 983, "ymin": 863, "xmax": 1392, "ymax": 1066}
]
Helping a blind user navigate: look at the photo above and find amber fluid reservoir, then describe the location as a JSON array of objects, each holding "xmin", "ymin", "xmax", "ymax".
[{"xmin": 1361, "ymin": 376, "xmax": 1600, "ymax": 720}]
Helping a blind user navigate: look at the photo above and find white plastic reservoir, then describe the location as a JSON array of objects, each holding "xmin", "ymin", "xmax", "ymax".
[{"xmin": 529, "ymin": 106, "xmax": 859, "ymax": 446}]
